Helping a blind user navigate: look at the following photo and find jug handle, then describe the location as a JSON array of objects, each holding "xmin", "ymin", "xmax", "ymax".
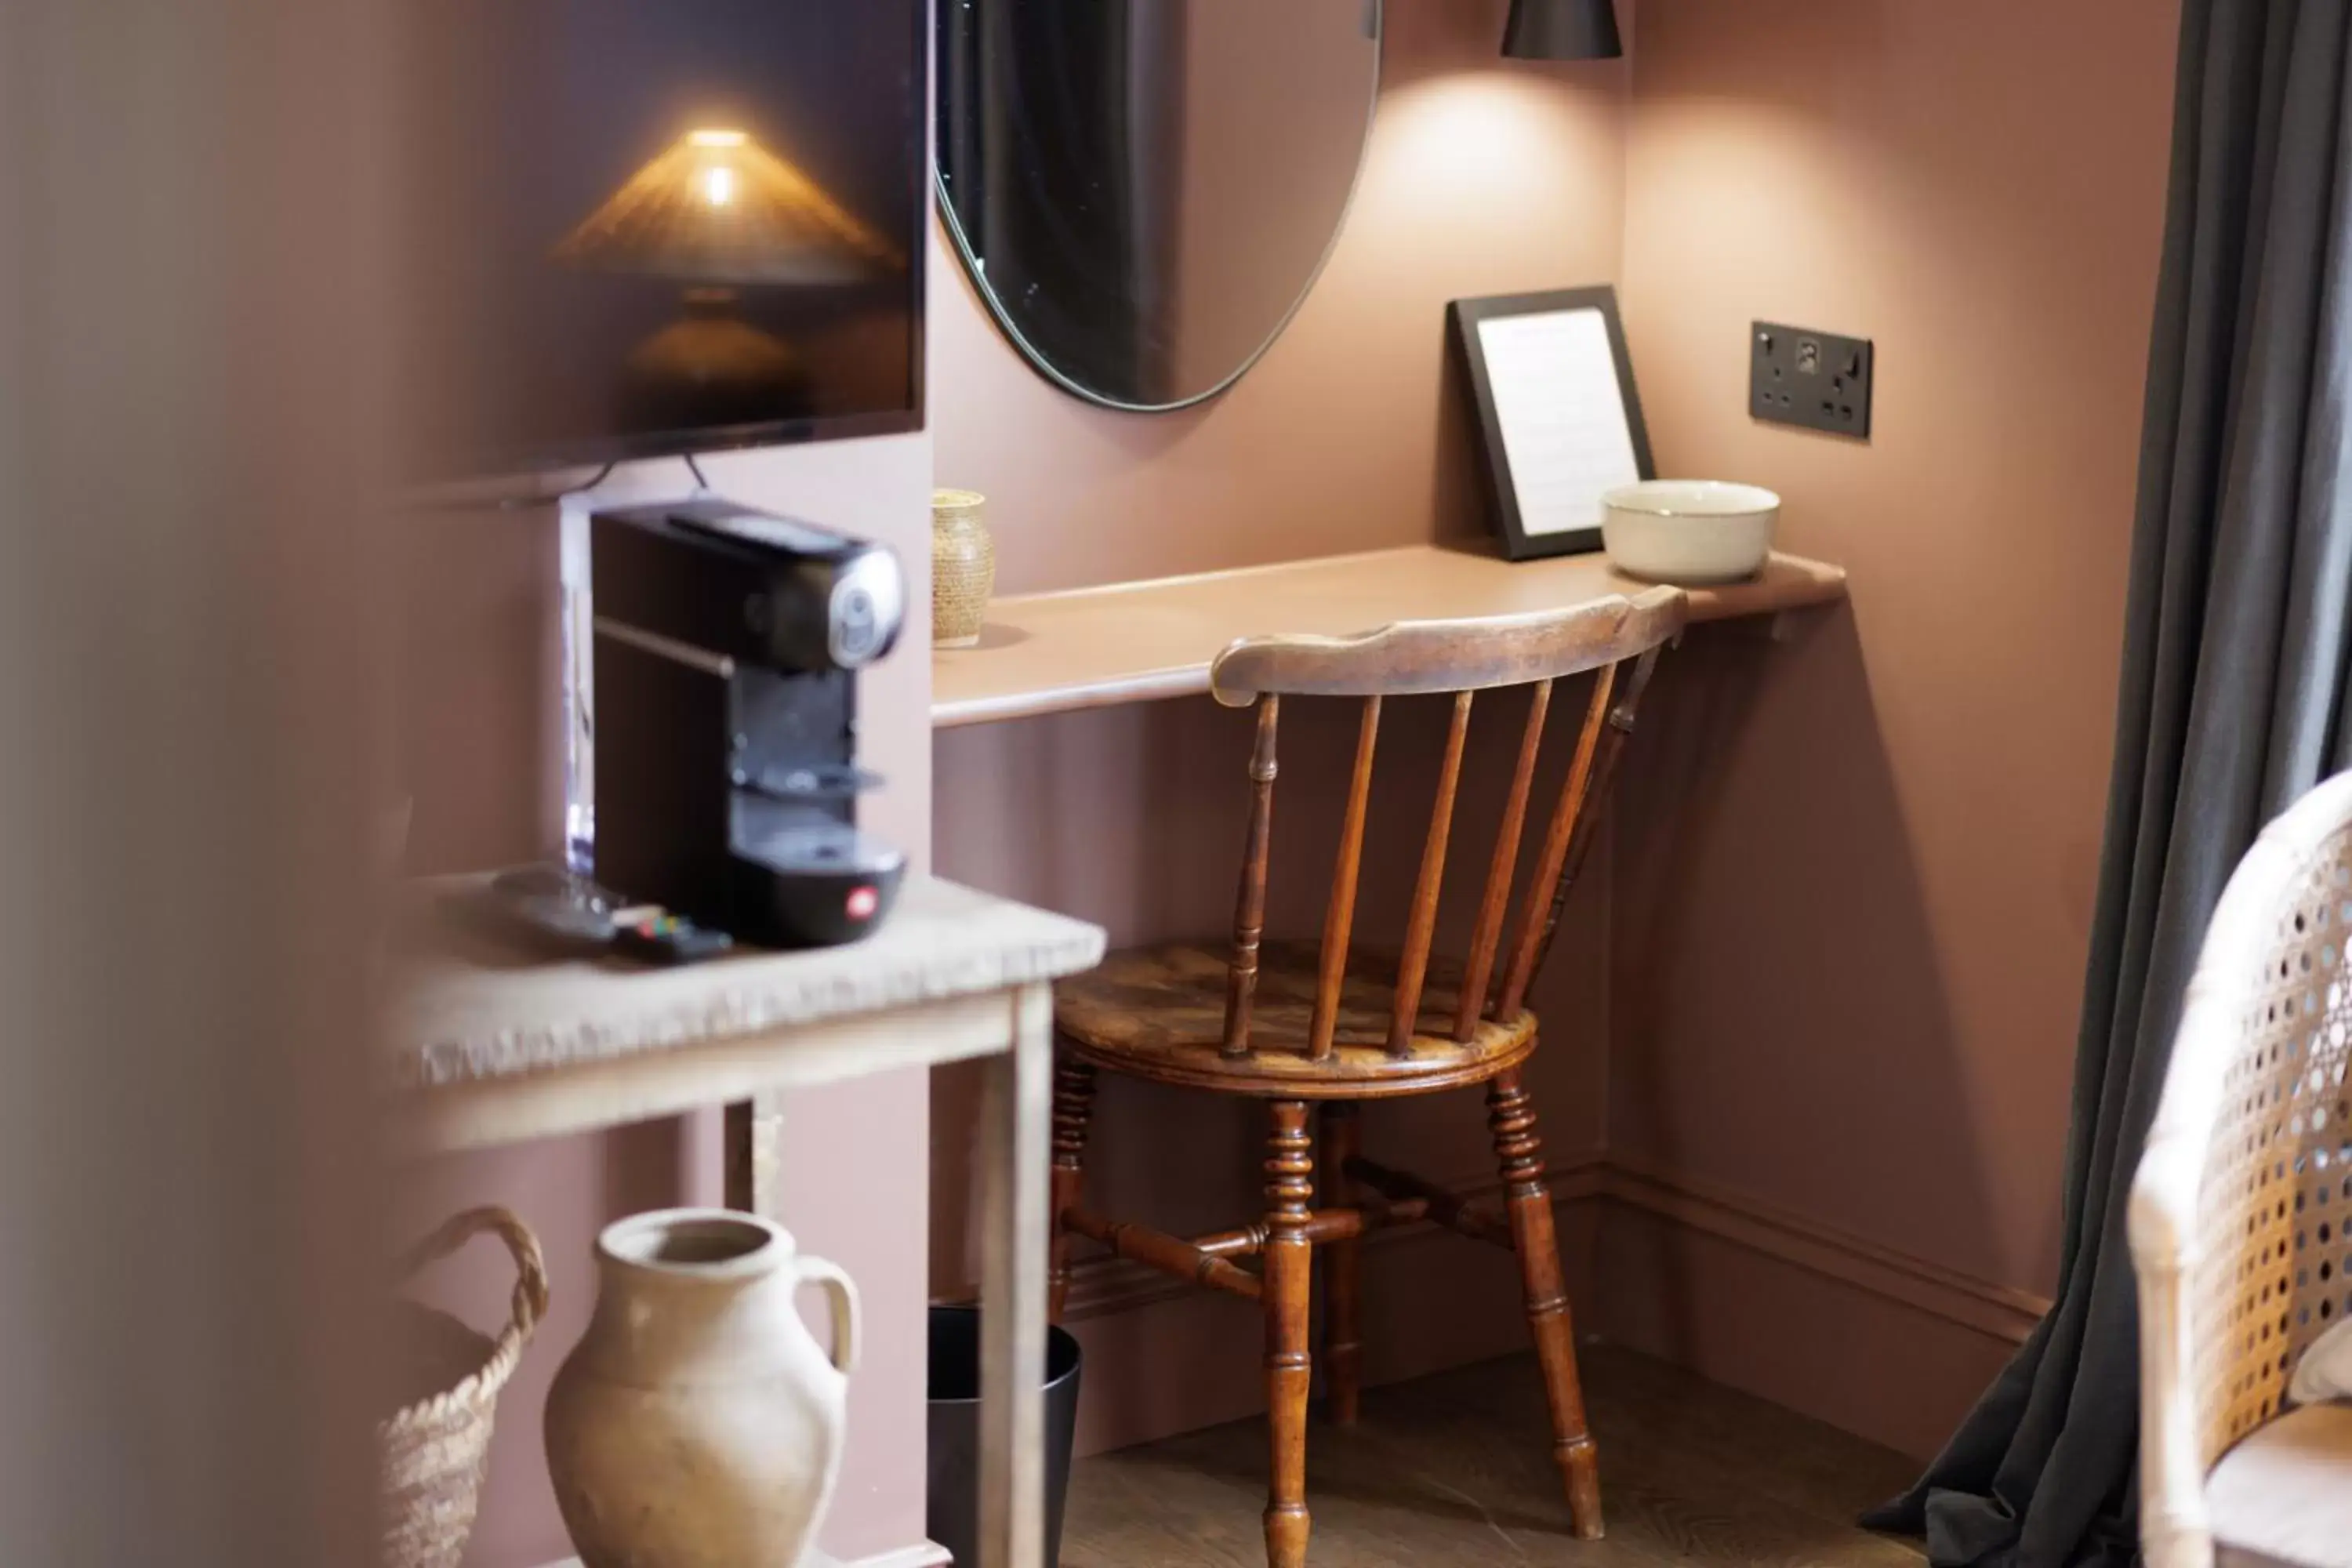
[{"xmin": 797, "ymin": 1256, "xmax": 860, "ymax": 1375}]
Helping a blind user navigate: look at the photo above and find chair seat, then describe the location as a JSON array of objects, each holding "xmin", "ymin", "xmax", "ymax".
[
  {"xmin": 1054, "ymin": 938, "xmax": 1537, "ymax": 1099},
  {"xmin": 2211, "ymin": 1402, "xmax": 2352, "ymax": 1568}
]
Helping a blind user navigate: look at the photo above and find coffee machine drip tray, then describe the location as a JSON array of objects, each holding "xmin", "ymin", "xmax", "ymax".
[{"xmin": 746, "ymin": 822, "xmax": 902, "ymax": 877}]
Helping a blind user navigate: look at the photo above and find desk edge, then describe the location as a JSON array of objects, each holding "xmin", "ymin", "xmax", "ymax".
[
  {"xmin": 931, "ymin": 557, "xmax": 1849, "ymax": 728},
  {"xmin": 389, "ymin": 878, "xmax": 1106, "ymax": 1094}
]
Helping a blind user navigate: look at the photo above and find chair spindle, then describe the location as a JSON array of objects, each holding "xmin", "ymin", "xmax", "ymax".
[
  {"xmin": 1518, "ymin": 643, "xmax": 1665, "ymax": 1004},
  {"xmin": 1388, "ymin": 690, "xmax": 1475, "ymax": 1056},
  {"xmin": 1454, "ymin": 679, "xmax": 1554, "ymax": 1041},
  {"xmin": 1223, "ymin": 695, "xmax": 1282, "ymax": 1056},
  {"xmin": 1494, "ymin": 665, "xmax": 1617, "ymax": 1020},
  {"xmin": 1309, "ymin": 697, "xmax": 1382, "ymax": 1061}
]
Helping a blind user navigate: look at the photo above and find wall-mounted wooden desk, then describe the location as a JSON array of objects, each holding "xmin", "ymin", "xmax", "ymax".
[{"xmin": 932, "ymin": 544, "xmax": 1849, "ymax": 728}]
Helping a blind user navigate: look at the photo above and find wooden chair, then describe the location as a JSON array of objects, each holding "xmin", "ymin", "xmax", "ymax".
[
  {"xmin": 2131, "ymin": 771, "xmax": 2352, "ymax": 1568},
  {"xmin": 1047, "ymin": 585, "xmax": 1690, "ymax": 1568}
]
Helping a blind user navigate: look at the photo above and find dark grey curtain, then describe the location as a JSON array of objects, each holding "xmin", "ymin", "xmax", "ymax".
[{"xmin": 1864, "ymin": 2, "xmax": 2352, "ymax": 1564}]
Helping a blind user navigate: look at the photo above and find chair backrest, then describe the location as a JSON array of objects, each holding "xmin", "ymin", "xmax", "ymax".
[
  {"xmin": 1202, "ymin": 585, "xmax": 1688, "ymax": 1058},
  {"xmin": 2131, "ymin": 771, "xmax": 2352, "ymax": 1565}
]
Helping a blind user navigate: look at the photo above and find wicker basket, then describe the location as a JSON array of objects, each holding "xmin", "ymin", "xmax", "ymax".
[{"xmin": 378, "ymin": 1207, "xmax": 549, "ymax": 1568}]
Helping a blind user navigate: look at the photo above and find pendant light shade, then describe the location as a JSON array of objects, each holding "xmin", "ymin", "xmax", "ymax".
[{"xmin": 1503, "ymin": 0, "xmax": 1623, "ymax": 60}]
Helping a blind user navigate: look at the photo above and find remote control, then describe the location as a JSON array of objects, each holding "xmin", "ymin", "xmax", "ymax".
[{"xmin": 612, "ymin": 912, "xmax": 735, "ymax": 966}]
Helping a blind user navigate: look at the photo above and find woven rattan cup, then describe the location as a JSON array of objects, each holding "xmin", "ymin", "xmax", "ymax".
[
  {"xmin": 931, "ymin": 488, "xmax": 996, "ymax": 649},
  {"xmin": 378, "ymin": 1207, "xmax": 550, "ymax": 1568}
]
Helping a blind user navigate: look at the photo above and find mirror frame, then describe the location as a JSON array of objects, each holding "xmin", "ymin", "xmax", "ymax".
[{"xmin": 933, "ymin": 2, "xmax": 1385, "ymax": 414}]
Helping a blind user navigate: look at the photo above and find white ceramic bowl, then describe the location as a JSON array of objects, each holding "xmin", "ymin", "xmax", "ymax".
[{"xmin": 1600, "ymin": 480, "xmax": 1781, "ymax": 585}]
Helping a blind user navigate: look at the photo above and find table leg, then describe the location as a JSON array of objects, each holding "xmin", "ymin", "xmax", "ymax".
[
  {"xmin": 978, "ymin": 982, "xmax": 1053, "ymax": 1568},
  {"xmin": 724, "ymin": 1094, "xmax": 782, "ymax": 1214}
]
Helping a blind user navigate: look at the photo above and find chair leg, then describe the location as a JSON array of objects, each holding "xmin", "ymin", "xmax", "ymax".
[
  {"xmin": 1488, "ymin": 1069, "xmax": 1602, "ymax": 1539},
  {"xmin": 1264, "ymin": 1101, "xmax": 1315, "ymax": 1568},
  {"xmin": 1319, "ymin": 1102, "xmax": 1363, "ymax": 1425},
  {"xmin": 1048, "ymin": 1056, "xmax": 1095, "ymax": 1325}
]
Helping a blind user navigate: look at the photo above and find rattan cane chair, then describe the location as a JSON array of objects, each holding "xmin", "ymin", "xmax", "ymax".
[
  {"xmin": 2131, "ymin": 771, "xmax": 2352, "ymax": 1568},
  {"xmin": 1047, "ymin": 586, "xmax": 1688, "ymax": 1568}
]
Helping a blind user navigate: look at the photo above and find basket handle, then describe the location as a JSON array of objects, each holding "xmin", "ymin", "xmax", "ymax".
[{"xmin": 398, "ymin": 1206, "xmax": 550, "ymax": 1345}]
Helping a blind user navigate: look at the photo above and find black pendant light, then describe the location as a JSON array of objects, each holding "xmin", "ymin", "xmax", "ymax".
[{"xmin": 1503, "ymin": 0, "xmax": 1623, "ymax": 60}]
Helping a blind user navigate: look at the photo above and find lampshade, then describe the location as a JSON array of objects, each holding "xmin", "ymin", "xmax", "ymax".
[
  {"xmin": 553, "ymin": 128, "xmax": 902, "ymax": 285},
  {"xmin": 1503, "ymin": 0, "xmax": 1622, "ymax": 60}
]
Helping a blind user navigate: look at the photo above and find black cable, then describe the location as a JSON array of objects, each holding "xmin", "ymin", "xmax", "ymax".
[
  {"xmin": 684, "ymin": 452, "xmax": 711, "ymax": 492},
  {"xmin": 497, "ymin": 458, "xmax": 615, "ymax": 510},
  {"xmin": 397, "ymin": 459, "xmax": 619, "ymax": 513}
]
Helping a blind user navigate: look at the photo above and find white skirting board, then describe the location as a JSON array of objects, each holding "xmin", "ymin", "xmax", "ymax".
[{"xmin": 543, "ymin": 1546, "xmax": 951, "ymax": 1568}]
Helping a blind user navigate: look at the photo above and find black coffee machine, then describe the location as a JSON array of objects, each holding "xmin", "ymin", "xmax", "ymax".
[{"xmin": 587, "ymin": 499, "xmax": 907, "ymax": 948}]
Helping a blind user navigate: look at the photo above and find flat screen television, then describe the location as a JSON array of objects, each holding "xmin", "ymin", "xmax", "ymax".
[{"xmin": 399, "ymin": 1, "xmax": 927, "ymax": 481}]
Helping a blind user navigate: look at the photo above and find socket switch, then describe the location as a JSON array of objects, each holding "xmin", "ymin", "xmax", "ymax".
[{"xmin": 1751, "ymin": 321, "xmax": 1872, "ymax": 439}]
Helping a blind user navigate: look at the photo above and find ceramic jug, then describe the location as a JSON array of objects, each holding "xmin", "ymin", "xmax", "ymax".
[{"xmin": 546, "ymin": 1209, "xmax": 859, "ymax": 1568}]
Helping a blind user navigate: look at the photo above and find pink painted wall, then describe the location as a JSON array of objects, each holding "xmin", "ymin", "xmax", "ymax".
[
  {"xmin": 931, "ymin": 0, "xmax": 1634, "ymax": 1449},
  {"xmin": 395, "ymin": 434, "xmax": 937, "ymax": 1568},
  {"xmin": 1602, "ymin": 0, "xmax": 2180, "ymax": 1450},
  {"xmin": 932, "ymin": 0, "xmax": 2184, "ymax": 1465}
]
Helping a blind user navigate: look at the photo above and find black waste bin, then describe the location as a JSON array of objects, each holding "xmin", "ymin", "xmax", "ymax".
[{"xmin": 926, "ymin": 1305, "xmax": 1082, "ymax": 1568}]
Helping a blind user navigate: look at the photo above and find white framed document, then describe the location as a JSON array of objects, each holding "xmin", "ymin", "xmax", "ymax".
[{"xmin": 1449, "ymin": 286, "xmax": 1655, "ymax": 561}]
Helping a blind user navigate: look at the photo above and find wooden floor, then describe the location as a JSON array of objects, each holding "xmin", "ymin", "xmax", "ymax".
[{"xmin": 1062, "ymin": 1346, "xmax": 1926, "ymax": 1567}]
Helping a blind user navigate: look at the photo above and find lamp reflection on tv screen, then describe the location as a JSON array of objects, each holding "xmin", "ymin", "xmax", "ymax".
[{"xmin": 398, "ymin": 2, "xmax": 924, "ymax": 477}]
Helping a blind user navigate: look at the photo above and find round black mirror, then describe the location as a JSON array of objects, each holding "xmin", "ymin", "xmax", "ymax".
[{"xmin": 937, "ymin": 0, "xmax": 1382, "ymax": 412}]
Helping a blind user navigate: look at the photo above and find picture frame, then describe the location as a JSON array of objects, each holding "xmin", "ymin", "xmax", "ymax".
[{"xmin": 1448, "ymin": 285, "xmax": 1656, "ymax": 561}]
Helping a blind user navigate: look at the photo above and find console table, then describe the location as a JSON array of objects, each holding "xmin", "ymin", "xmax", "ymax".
[
  {"xmin": 385, "ymin": 875, "xmax": 1107, "ymax": 1568},
  {"xmin": 934, "ymin": 543, "xmax": 1849, "ymax": 728}
]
